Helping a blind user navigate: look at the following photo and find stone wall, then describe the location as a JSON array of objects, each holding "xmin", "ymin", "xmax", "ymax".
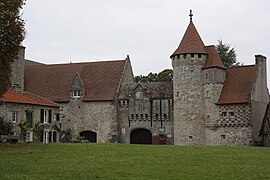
[
  {"xmin": 0, "ymin": 102, "xmax": 60, "ymax": 143},
  {"xmin": 118, "ymin": 99, "xmax": 174, "ymax": 144},
  {"xmin": 61, "ymin": 100, "xmax": 117, "ymax": 143},
  {"xmin": 205, "ymin": 103, "xmax": 253, "ymax": 146}
]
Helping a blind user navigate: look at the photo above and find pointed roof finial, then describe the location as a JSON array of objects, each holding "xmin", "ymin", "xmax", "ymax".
[{"xmin": 189, "ymin": 9, "xmax": 193, "ymax": 22}]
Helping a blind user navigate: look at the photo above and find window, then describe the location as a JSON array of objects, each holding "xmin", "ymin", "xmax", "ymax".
[
  {"xmin": 71, "ymin": 90, "xmax": 82, "ymax": 98},
  {"xmin": 189, "ymin": 136, "xmax": 193, "ymax": 140},
  {"xmin": 135, "ymin": 92, "xmax": 144, "ymax": 99},
  {"xmin": 206, "ymin": 73, "xmax": 208, "ymax": 80},
  {"xmin": 26, "ymin": 111, "xmax": 33, "ymax": 128},
  {"xmin": 11, "ymin": 112, "xmax": 17, "ymax": 123},
  {"xmin": 191, "ymin": 53, "xmax": 195, "ymax": 58},
  {"xmin": 40, "ymin": 109, "xmax": 52, "ymax": 123},
  {"xmin": 229, "ymin": 111, "xmax": 235, "ymax": 118},
  {"xmin": 54, "ymin": 113, "xmax": 60, "ymax": 121},
  {"xmin": 222, "ymin": 112, "xmax": 227, "ymax": 118},
  {"xmin": 221, "ymin": 135, "xmax": 226, "ymax": 140},
  {"xmin": 145, "ymin": 114, "xmax": 149, "ymax": 120},
  {"xmin": 198, "ymin": 53, "xmax": 202, "ymax": 58}
]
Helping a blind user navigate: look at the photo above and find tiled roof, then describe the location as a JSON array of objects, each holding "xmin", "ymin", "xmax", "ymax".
[
  {"xmin": 24, "ymin": 60, "xmax": 126, "ymax": 102},
  {"xmin": 0, "ymin": 90, "xmax": 60, "ymax": 107},
  {"xmin": 202, "ymin": 45, "xmax": 225, "ymax": 69},
  {"xmin": 119, "ymin": 82, "xmax": 173, "ymax": 100},
  {"xmin": 171, "ymin": 21, "xmax": 207, "ymax": 58},
  {"xmin": 216, "ymin": 65, "xmax": 256, "ymax": 105}
]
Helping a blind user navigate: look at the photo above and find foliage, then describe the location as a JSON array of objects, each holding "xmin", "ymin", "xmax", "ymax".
[
  {"xmin": 0, "ymin": 144, "xmax": 269, "ymax": 179},
  {"xmin": 135, "ymin": 69, "xmax": 173, "ymax": 83},
  {"xmin": 216, "ymin": 40, "xmax": 239, "ymax": 67},
  {"xmin": 0, "ymin": 0, "xmax": 26, "ymax": 96},
  {"xmin": 18, "ymin": 120, "xmax": 28, "ymax": 142},
  {"xmin": 33, "ymin": 122, "xmax": 43, "ymax": 142},
  {"xmin": 0, "ymin": 117, "xmax": 13, "ymax": 135}
]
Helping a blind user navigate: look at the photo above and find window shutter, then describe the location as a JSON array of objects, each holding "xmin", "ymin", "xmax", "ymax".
[
  {"xmin": 40, "ymin": 109, "xmax": 44, "ymax": 123},
  {"xmin": 48, "ymin": 110, "xmax": 52, "ymax": 123}
]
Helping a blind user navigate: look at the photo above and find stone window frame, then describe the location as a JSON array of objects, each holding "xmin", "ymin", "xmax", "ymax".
[
  {"xmin": 71, "ymin": 90, "xmax": 82, "ymax": 99},
  {"xmin": 11, "ymin": 112, "xmax": 17, "ymax": 123},
  {"xmin": 222, "ymin": 111, "xmax": 227, "ymax": 118},
  {"xmin": 228, "ymin": 111, "xmax": 235, "ymax": 118},
  {"xmin": 221, "ymin": 135, "xmax": 226, "ymax": 140}
]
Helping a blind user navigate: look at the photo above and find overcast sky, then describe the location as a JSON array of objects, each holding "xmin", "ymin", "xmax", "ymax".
[{"xmin": 22, "ymin": 0, "xmax": 270, "ymax": 85}]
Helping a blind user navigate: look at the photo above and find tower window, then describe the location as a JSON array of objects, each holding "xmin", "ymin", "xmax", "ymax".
[{"xmin": 221, "ymin": 135, "xmax": 226, "ymax": 140}]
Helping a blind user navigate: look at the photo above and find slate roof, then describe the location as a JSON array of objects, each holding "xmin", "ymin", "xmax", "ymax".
[
  {"xmin": 0, "ymin": 90, "xmax": 60, "ymax": 107},
  {"xmin": 24, "ymin": 60, "xmax": 126, "ymax": 102},
  {"xmin": 216, "ymin": 65, "xmax": 257, "ymax": 105},
  {"xmin": 119, "ymin": 82, "xmax": 173, "ymax": 100},
  {"xmin": 171, "ymin": 21, "xmax": 207, "ymax": 58},
  {"xmin": 202, "ymin": 45, "xmax": 225, "ymax": 70}
]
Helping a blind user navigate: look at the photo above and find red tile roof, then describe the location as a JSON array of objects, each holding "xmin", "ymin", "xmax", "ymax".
[
  {"xmin": 171, "ymin": 21, "xmax": 207, "ymax": 58},
  {"xmin": 1, "ymin": 90, "xmax": 60, "ymax": 107},
  {"xmin": 216, "ymin": 65, "xmax": 256, "ymax": 105},
  {"xmin": 202, "ymin": 45, "xmax": 225, "ymax": 70},
  {"xmin": 24, "ymin": 60, "xmax": 126, "ymax": 102}
]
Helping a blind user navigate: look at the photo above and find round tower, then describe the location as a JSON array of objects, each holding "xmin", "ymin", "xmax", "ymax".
[{"xmin": 171, "ymin": 10, "xmax": 207, "ymax": 145}]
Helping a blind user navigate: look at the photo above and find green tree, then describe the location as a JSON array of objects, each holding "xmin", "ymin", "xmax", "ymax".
[
  {"xmin": 0, "ymin": 0, "xmax": 26, "ymax": 96},
  {"xmin": 135, "ymin": 69, "xmax": 173, "ymax": 83},
  {"xmin": 18, "ymin": 120, "xmax": 28, "ymax": 142},
  {"xmin": 33, "ymin": 122, "xmax": 43, "ymax": 142},
  {"xmin": 0, "ymin": 117, "xmax": 13, "ymax": 135},
  {"xmin": 216, "ymin": 40, "xmax": 239, "ymax": 67}
]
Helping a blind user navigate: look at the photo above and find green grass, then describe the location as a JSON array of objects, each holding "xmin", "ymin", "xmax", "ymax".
[{"xmin": 0, "ymin": 143, "xmax": 269, "ymax": 179}]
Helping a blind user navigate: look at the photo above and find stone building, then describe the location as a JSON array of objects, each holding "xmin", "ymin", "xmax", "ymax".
[
  {"xmin": 4, "ymin": 12, "xmax": 269, "ymax": 146},
  {"xmin": 0, "ymin": 48, "xmax": 61, "ymax": 143}
]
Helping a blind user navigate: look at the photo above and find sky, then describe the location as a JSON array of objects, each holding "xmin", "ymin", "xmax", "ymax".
[{"xmin": 22, "ymin": 0, "xmax": 270, "ymax": 84}]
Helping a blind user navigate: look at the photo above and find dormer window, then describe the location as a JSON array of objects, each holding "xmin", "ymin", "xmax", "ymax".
[{"xmin": 71, "ymin": 90, "xmax": 82, "ymax": 98}]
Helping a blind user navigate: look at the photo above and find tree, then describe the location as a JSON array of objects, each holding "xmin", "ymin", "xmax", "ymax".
[
  {"xmin": 0, "ymin": 0, "xmax": 26, "ymax": 96},
  {"xmin": 135, "ymin": 69, "xmax": 173, "ymax": 83},
  {"xmin": 18, "ymin": 120, "xmax": 28, "ymax": 142},
  {"xmin": 216, "ymin": 40, "xmax": 239, "ymax": 67},
  {"xmin": 0, "ymin": 117, "xmax": 13, "ymax": 135}
]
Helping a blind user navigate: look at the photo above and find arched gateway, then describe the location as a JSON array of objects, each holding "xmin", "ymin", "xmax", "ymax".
[
  {"xmin": 130, "ymin": 128, "xmax": 152, "ymax": 144},
  {"xmin": 79, "ymin": 131, "xmax": 97, "ymax": 143}
]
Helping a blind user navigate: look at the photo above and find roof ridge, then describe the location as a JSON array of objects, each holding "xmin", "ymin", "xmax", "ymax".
[{"xmin": 46, "ymin": 59, "xmax": 126, "ymax": 66}]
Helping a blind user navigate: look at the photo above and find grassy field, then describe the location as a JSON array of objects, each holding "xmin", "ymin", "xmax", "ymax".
[{"xmin": 0, "ymin": 143, "xmax": 269, "ymax": 179}]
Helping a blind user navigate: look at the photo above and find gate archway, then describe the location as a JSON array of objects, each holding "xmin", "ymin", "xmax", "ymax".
[
  {"xmin": 130, "ymin": 128, "xmax": 152, "ymax": 144},
  {"xmin": 79, "ymin": 131, "xmax": 97, "ymax": 143}
]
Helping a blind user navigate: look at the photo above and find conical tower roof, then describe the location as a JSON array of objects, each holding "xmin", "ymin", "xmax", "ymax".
[
  {"xmin": 202, "ymin": 45, "xmax": 225, "ymax": 69},
  {"xmin": 171, "ymin": 11, "xmax": 207, "ymax": 58}
]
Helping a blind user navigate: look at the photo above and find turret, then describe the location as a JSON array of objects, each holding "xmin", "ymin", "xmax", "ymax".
[{"xmin": 171, "ymin": 10, "xmax": 206, "ymax": 145}]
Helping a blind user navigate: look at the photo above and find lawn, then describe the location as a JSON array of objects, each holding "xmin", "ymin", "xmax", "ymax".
[{"xmin": 0, "ymin": 143, "xmax": 269, "ymax": 179}]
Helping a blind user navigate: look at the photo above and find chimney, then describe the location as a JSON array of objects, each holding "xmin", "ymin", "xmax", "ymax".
[{"xmin": 10, "ymin": 46, "xmax": 25, "ymax": 91}]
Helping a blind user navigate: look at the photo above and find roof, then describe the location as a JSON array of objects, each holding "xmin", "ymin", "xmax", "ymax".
[
  {"xmin": 0, "ymin": 90, "xmax": 60, "ymax": 107},
  {"xmin": 119, "ymin": 82, "xmax": 173, "ymax": 100},
  {"xmin": 216, "ymin": 65, "xmax": 256, "ymax": 105},
  {"xmin": 171, "ymin": 21, "xmax": 207, "ymax": 58},
  {"xmin": 202, "ymin": 45, "xmax": 225, "ymax": 70},
  {"xmin": 24, "ymin": 60, "xmax": 126, "ymax": 102}
]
